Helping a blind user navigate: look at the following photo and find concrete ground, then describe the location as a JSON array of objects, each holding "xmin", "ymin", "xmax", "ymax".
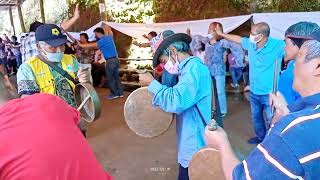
[{"xmin": 87, "ymin": 88, "xmax": 256, "ymax": 180}]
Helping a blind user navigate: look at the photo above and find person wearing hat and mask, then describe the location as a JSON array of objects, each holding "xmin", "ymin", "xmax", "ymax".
[
  {"xmin": 0, "ymin": 76, "xmax": 113, "ymax": 180},
  {"xmin": 277, "ymin": 22, "xmax": 319, "ymax": 106},
  {"xmin": 17, "ymin": 24, "xmax": 91, "ymax": 136},
  {"xmin": 139, "ymin": 33, "xmax": 212, "ymax": 180},
  {"xmin": 153, "ymin": 30, "xmax": 178, "ymax": 87},
  {"xmin": 204, "ymin": 29, "xmax": 320, "ymax": 180}
]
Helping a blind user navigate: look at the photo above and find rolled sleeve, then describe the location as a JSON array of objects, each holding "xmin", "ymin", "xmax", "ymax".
[
  {"xmin": 17, "ymin": 63, "xmax": 40, "ymax": 96},
  {"xmin": 241, "ymin": 37, "xmax": 250, "ymax": 50}
]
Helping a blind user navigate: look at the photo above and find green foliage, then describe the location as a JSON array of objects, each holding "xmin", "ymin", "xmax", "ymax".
[{"xmin": 105, "ymin": 0, "xmax": 154, "ymax": 23}]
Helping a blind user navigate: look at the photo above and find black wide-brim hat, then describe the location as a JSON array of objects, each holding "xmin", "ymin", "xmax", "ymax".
[{"xmin": 153, "ymin": 33, "xmax": 192, "ymax": 67}]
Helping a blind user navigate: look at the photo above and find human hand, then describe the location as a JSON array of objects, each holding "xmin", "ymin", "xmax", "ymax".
[
  {"xmin": 215, "ymin": 24, "xmax": 223, "ymax": 36},
  {"xmin": 269, "ymin": 91, "xmax": 289, "ymax": 125},
  {"xmin": 74, "ymin": 3, "xmax": 80, "ymax": 19},
  {"xmin": 139, "ymin": 72, "xmax": 154, "ymax": 86},
  {"xmin": 204, "ymin": 122, "xmax": 229, "ymax": 151},
  {"xmin": 77, "ymin": 67, "xmax": 91, "ymax": 83},
  {"xmin": 186, "ymin": 28, "xmax": 191, "ymax": 36}
]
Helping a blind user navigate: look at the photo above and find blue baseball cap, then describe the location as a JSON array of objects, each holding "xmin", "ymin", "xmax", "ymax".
[{"xmin": 35, "ymin": 24, "xmax": 68, "ymax": 47}]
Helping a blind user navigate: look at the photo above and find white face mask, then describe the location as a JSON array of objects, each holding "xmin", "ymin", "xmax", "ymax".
[
  {"xmin": 40, "ymin": 46, "xmax": 64, "ymax": 63},
  {"xmin": 164, "ymin": 51, "xmax": 179, "ymax": 75},
  {"xmin": 207, "ymin": 34, "xmax": 213, "ymax": 39},
  {"xmin": 249, "ymin": 34, "xmax": 263, "ymax": 44}
]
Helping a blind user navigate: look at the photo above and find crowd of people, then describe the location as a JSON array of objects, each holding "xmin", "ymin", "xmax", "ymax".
[{"xmin": 0, "ymin": 3, "xmax": 319, "ymax": 179}]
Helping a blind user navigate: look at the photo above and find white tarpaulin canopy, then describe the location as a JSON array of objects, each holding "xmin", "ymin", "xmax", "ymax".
[
  {"xmin": 68, "ymin": 12, "xmax": 320, "ymax": 42},
  {"xmin": 253, "ymin": 12, "xmax": 320, "ymax": 39}
]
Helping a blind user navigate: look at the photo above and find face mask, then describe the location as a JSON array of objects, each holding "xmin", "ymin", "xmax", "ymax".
[
  {"xmin": 207, "ymin": 34, "xmax": 213, "ymax": 39},
  {"xmin": 164, "ymin": 51, "xmax": 179, "ymax": 75},
  {"xmin": 249, "ymin": 34, "xmax": 262, "ymax": 44},
  {"xmin": 40, "ymin": 48, "xmax": 63, "ymax": 63}
]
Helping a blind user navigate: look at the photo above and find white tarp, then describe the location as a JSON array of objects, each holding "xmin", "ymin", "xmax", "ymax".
[
  {"xmin": 67, "ymin": 12, "xmax": 320, "ymax": 42},
  {"xmin": 253, "ymin": 12, "xmax": 320, "ymax": 39},
  {"xmin": 106, "ymin": 15, "xmax": 252, "ymax": 39}
]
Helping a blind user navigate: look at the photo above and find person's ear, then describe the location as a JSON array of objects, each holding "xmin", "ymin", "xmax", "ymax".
[{"xmin": 312, "ymin": 58, "xmax": 320, "ymax": 76}]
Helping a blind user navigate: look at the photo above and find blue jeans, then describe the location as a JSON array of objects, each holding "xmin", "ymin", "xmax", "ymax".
[
  {"xmin": 15, "ymin": 54, "xmax": 22, "ymax": 68},
  {"xmin": 214, "ymin": 75, "xmax": 227, "ymax": 114},
  {"xmin": 178, "ymin": 164, "xmax": 189, "ymax": 180},
  {"xmin": 249, "ymin": 93, "xmax": 273, "ymax": 140},
  {"xmin": 105, "ymin": 58, "xmax": 123, "ymax": 96},
  {"xmin": 230, "ymin": 67, "xmax": 243, "ymax": 85}
]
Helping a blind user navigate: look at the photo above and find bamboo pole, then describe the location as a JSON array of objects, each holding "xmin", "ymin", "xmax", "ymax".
[{"xmin": 39, "ymin": 0, "xmax": 46, "ymax": 23}]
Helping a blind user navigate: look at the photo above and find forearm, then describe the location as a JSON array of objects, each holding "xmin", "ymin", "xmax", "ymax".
[
  {"xmin": 61, "ymin": 16, "xmax": 79, "ymax": 31},
  {"xmin": 79, "ymin": 42, "xmax": 98, "ymax": 49},
  {"xmin": 220, "ymin": 142, "xmax": 240, "ymax": 180},
  {"xmin": 220, "ymin": 33, "xmax": 242, "ymax": 44}
]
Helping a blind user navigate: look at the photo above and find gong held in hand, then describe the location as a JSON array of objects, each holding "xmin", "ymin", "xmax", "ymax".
[
  {"xmin": 74, "ymin": 83, "xmax": 101, "ymax": 123},
  {"xmin": 124, "ymin": 87, "xmax": 174, "ymax": 138},
  {"xmin": 189, "ymin": 119, "xmax": 226, "ymax": 180}
]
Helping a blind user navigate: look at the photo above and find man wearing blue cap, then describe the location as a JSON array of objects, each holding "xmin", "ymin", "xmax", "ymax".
[
  {"xmin": 17, "ymin": 24, "xmax": 91, "ymax": 136},
  {"xmin": 139, "ymin": 33, "xmax": 212, "ymax": 180}
]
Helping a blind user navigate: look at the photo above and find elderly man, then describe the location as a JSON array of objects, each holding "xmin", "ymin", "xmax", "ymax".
[
  {"xmin": 279, "ymin": 22, "xmax": 319, "ymax": 105},
  {"xmin": 139, "ymin": 33, "xmax": 212, "ymax": 180},
  {"xmin": 17, "ymin": 24, "xmax": 90, "ymax": 136},
  {"xmin": 205, "ymin": 35, "xmax": 320, "ymax": 179},
  {"xmin": 21, "ymin": 4, "xmax": 80, "ymax": 63},
  {"xmin": 0, "ymin": 77, "xmax": 113, "ymax": 180},
  {"xmin": 216, "ymin": 22, "xmax": 285, "ymax": 144}
]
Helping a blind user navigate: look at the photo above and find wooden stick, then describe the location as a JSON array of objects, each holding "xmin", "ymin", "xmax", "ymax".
[{"xmin": 77, "ymin": 95, "xmax": 91, "ymax": 111}]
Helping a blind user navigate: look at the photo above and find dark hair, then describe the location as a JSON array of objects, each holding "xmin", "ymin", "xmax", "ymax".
[
  {"xmin": 94, "ymin": 28, "xmax": 105, "ymax": 35},
  {"xmin": 148, "ymin": 31, "xmax": 157, "ymax": 38},
  {"xmin": 290, "ymin": 38, "xmax": 306, "ymax": 48},
  {"xmin": 80, "ymin": 33, "xmax": 89, "ymax": 41},
  {"xmin": 29, "ymin": 21, "xmax": 44, "ymax": 32},
  {"xmin": 11, "ymin": 36, "xmax": 17, "ymax": 41},
  {"xmin": 0, "ymin": 38, "xmax": 2, "ymax": 42},
  {"xmin": 200, "ymin": 42, "xmax": 205, "ymax": 51}
]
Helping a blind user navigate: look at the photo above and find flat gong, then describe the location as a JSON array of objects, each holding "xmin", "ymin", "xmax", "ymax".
[
  {"xmin": 189, "ymin": 148, "xmax": 225, "ymax": 180},
  {"xmin": 124, "ymin": 87, "xmax": 173, "ymax": 138},
  {"xmin": 74, "ymin": 83, "xmax": 101, "ymax": 123}
]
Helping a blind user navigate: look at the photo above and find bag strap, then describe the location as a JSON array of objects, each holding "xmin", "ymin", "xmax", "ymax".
[{"xmin": 37, "ymin": 55, "xmax": 78, "ymax": 84}]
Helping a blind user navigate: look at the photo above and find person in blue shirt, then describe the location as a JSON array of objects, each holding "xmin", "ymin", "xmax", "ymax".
[
  {"xmin": 139, "ymin": 33, "xmax": 212, "ymax": 180},
  {"xmin": 78, "ymin": 26, "xmax": 123, "ymax": 100},
  {"xmin": 216, "ymin": 22, "xmax": 285, "ymax": 144},
  {"xmin": 279, "ymin": 22, "xmax": 319, "ymax": 105},
  {"xmin": 204, "ymin": 37, "xmax": 320, "ymax": 180}
]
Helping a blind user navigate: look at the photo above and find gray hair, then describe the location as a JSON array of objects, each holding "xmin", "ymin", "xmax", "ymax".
[
  {"xmin": 255, "ymin": 22, "xmax": 270, "ymax": 37},
  {"xmin": 301, "ymin": 40, "xmax": 320, "ymax": 62}
]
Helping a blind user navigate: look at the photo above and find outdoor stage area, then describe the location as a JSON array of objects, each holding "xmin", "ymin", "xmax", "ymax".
[{"xmin": 87, "ymin": 88, "xmax": 255, "ymax": 180}]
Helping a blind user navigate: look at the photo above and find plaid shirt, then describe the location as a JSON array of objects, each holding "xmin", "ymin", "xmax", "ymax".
[{"xmin": 21, "ymin": 32, "xmax": 39, "ymax": 62}]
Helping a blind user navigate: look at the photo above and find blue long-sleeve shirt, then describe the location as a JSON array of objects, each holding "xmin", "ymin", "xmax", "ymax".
[{"xmin": 148, "ymin": 56, "xmax": 212, "ymax": 168}]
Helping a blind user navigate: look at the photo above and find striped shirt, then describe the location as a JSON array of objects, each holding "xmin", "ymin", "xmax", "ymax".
[{"xmin": 233, "ymin": 93, "xmax": 320, "ymax": 180}]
